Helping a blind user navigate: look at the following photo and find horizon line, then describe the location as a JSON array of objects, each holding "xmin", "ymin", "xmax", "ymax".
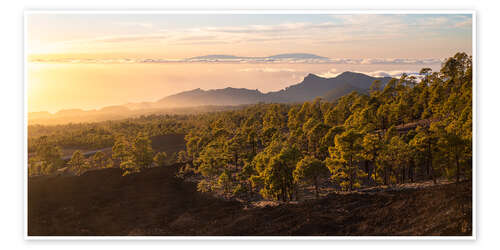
[{"xmin": 28, "ymin": 70, "xmax": 425, "ymax": 115}]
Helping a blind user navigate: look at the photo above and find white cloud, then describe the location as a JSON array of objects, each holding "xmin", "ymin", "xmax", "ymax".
[
  {"xmin": 317, "ymin": 68, "xmax": 426, "ymax": 80},
  {"xmin": 359, "ymin": 58, "xmax": 443, "ymax": 65},
  {"xmin": 29, "ymin": 14, "xmax": 472, "ymax": 58},
  {"xmin": 50, "ymin": 15, "xmax": 471, "ymax": 50},
  {"xmin": 317, "ymin": 68, "xmax": 340, "ymax": 78},
  {"xmin": 29, "ymin": 56, "xmax": 444, "ymax": 65},
  {"xmin": 354, "ymin": 70, "xmax": 425, "ymax": 81},
  {"xmin": 363, "ymin": 70, "xmax": 415, "ymax": 77}
]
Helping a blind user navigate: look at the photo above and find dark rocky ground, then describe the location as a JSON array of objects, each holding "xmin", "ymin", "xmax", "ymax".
[{"xmin": 28, "ymin": 164, "xmax": 472, "ymax": 236}]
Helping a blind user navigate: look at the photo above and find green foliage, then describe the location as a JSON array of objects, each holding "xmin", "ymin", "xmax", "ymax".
[
  {"xmin": 259, "ymin": 145, "xmax": 301, "ymax": 201},
  {"xmin": 410, "ymin": 126, "xmax": 438, "ymax": 183},
  {"xmin": 120, "ymin": 159, "xmax": 140, "ymax": 176},
  {"xmin": 32, "ymin": 136, "xmax": 64, "ymax": 174},
  {"xmin": 232, "ymin": 183, "xmax": 249, "ymax": 197},
  {"xmin": 176, "ymin": 150, "xmax": 190, "ymax": 163},
  {"xmin": 68, "ymin": 150, "xmax": 89, "ymax": 176},
  {"xmin": 326, "ymin": 129, "xmax": 367, "ymax": 191},
  {"xmin": 105, "ymin": 158, "xmax": 114, "ymax": 168},
  {"xmin": 153, "ymin": 152, "xmax": 168, "ymax": 167},
  {"xmin": 90, "ymin": 151, "xmax": 106, "ymax": 169},
  {"xmin": 112, "ymin": 136, "xmax": 132, "ymax": 164},
  {"xmin": 196, "ymin": 141, "xmax": 229, "ymax": 178},
  {"xmin": 379, "ymin": 135, "xmax": 411, "ymax": 185},
  {"xmin": 361, "ymin": 133, "xmax": 383, "ymax": 184},
  {"xmin": 133, "ymin": 133, "xmax": 154, "ymax": 169},
  {"xmin": 294, "ymin": 156, "xmax": 329, "ymax": 198},
  {"xmin": 197, "ymin": 179, "xmax": 213, "ymax": 193},
  {"xmin": 249, "ymin": 175, "xmax": 264, "ymax": 192},
  {"xmin": 29, "ymin": 52, "xmax": 472, "ymax": 196},
  {"xmin": 218, "ymin": 171, "xmax": 232, "ymax": 194}
]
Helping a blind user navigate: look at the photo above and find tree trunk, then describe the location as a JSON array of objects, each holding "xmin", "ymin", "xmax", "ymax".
[
  {"xmin": 426, "ymin": 157, "xmax": 430, "ymax": 179},
  {"xmin": 349, "ymin": 162, "xmax": 353, "ymax": 191},
  {"xmin": 428, "ymin": 142, "xmax": 436, "ymax": 184},
  {"xmin": 364, "ymin": 160, "xmax": 370, "ymax": 175},
  {"xmin": 456, "ymin": 153, "xmax": 460, "ymax": 183},
  {"xmin": 430, "ymin": 160, "xmax": 436, "ymax": 184},
  {"xmin": 388, "ymin": 165, "xmax": 393, "ymax": 185},
  {"xmin": 402, "ymin": 164, "xmax": 406, "ymax": 184},
  {"xmin": 314, "ymin": 177, "xmax": 319, "ymax": 199},
  {"xmin": 409, "ymin": 159, "xmax": 415, "ymax": 183},
  {"xmin": 282, "ymin": 178, "xmax": 287, "ymax": 202},
  {"xmin": 384, "ymin": 165, "xmax": 388, "ymax": 185}
]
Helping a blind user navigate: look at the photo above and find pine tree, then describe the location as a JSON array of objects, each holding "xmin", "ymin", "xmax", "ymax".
[
  {"xmin": 326, "ymin": 129, "xmax": 366, "ymax": 191},
  {"xmin": 112, "ymin": 136, "xmax": 132, "ymax": 165},
  {"xmin": 120, "ymin": 159, "xmax": 139, "ymax": 176},
  {"xmin": 361, "ymin": 133, "xmax": 383, "ymax": 185},
  {"xmin": 218, "ymin": 170, "xmax": 232, "ymax": 195},
  {"xmin": 68, "ymin": 150, "xmax": 88, "ymax": 176},
  {"xmin": 153, "ymin": 152, "xmax": 168, "ymax": 167},
  {"xmin": 91, "ymin": 151, "xmax": 106, "ymax": 169},
  {"xmin": 34, "ymin": 136, "xmax": 63, "ymax": 173},
  {"xmin": 133, "ymin": 133, "xmax": 154, "ymax": 169},
  {"xmin": 294, "ymin": 156, "xmax": 329, "ymax": 198}
]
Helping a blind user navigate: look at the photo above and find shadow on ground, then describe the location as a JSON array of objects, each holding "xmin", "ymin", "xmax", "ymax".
[{"xmin": 28, "ymin": 164, "xmax": 472, "ymax": 236}]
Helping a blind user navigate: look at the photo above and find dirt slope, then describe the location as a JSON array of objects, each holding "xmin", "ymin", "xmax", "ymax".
[{"xmin": 28, "ymin": 165, "xmax": 472, "ymax": 236}]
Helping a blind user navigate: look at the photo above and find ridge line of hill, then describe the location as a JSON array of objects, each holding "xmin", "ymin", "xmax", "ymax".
[{"xmin": 29, "ymin": 71, "xmax": 392, "ymax": 125}]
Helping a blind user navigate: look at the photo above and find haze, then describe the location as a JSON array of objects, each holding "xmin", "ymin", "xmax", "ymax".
[{"xmin": 27, "ymin": 13, "xmax": 472, "ymax": 113}]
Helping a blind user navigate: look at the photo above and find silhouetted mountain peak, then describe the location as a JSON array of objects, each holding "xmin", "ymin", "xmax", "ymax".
[
  {"xmin": 186, "ymin": 88, "xmax": 204, "ymax": 93},
  {"xmin": 304, "ymin": 73, "xmax": 322, "ymax": 80},
  {"xmin": 155, "ymin": 72, "xmax": 392, "ymax": 108},
  {"xmin": 336, "ymin": 71, "xmax": 360, "ymax": 78}
]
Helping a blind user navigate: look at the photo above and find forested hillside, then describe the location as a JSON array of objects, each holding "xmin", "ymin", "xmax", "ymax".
[
  {"xmin": 177, "ymin": 52, "xmax": 472, "ymax": 201},
  {"xmin": 28, "ymin": 53, "xmax": 472, "ymax": 203}
]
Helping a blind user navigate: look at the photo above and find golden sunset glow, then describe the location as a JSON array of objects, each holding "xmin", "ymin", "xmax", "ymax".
[
  {"xmin": 26, "ymin": 12, "xmax": 475, "ymax": 238},
  {"xmin": 27, "ymin": 13, "xmax": 473, "ymax": 113}
]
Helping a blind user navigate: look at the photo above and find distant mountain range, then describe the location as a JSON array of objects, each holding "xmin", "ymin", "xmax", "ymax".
[
  {"xmin": 155, "ymin": 71, "xmax": 391, "ymax": 107},
  {"xmin": 186, "ymin": 53, "xmax": 331, "ymax": 62},
  {"xmin": 29, "ymin": 71, "xmax": 392, "ymax": 125}
]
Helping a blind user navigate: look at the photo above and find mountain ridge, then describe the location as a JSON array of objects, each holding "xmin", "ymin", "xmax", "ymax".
[
  {"xmin": 29, "ymin": 71, "xmax": 392, "ymax": 124},
  {"xmin": 156, "ymin": 71, "xmax": 391, "ymax": 106},
  {"xmin": 186, "ymin": 53, "xmax": 330, "ymax": 61}
]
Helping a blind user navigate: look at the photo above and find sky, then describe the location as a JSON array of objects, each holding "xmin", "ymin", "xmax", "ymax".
[{"xmin": 27, "ymin": 13, "xmax": 473, "ymax": 113}]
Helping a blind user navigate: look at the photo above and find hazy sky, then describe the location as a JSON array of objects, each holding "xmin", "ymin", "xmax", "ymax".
[{"xmin": 27, "ymin": 13, "xmax": 473, "ymax": 113}]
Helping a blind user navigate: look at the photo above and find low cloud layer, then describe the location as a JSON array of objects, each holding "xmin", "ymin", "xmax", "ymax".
[
  {"xmin": 30, "ymin": 55, "xmax": 443, "ymax": 65},
  {"xmin": 318, "ymin": 68, "xmax": 424, "ymax": 80}
]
